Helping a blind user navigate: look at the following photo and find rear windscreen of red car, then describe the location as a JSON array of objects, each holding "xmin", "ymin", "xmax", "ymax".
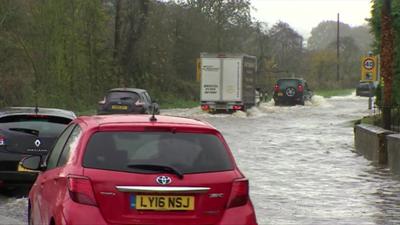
[{"xmin": 83, "ymin": 132, "xmax": 234, "ymax": 174}]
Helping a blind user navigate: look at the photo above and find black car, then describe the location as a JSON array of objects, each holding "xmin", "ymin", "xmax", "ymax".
[
  {"xmin": 356, "ymin": 81, "xmax": 377, "ymax": 97},
  {"xmin": 97, "ymin": 88, "xmax": 159, "ymax": 115},
  {"xmin": 0, "ymin": 107, "xmax": 75, "ymax": 190},
  {"xmin": 273, "ymin": 78, "xmax": 313, "ymax": 106}
]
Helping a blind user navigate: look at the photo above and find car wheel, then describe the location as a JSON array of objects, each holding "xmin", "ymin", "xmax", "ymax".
[{"xmin": 285, "ymin": 87, "xmax": 296, "ymax": 97}]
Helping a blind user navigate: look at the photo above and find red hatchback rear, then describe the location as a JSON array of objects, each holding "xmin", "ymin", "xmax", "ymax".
[{"xmin": 22, "ymin": 114, "xmax": 258, "ymax": 225}]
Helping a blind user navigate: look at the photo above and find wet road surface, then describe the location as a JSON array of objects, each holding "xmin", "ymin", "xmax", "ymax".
[{"xmin": 1, "ymin": 94, "xmax": 400, "ymax": 225}]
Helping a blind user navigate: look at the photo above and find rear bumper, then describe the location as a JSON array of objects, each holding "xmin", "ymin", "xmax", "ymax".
[
  {"xmin": 59, "ymin": 199, "xmax": 257, "ymax": 225},
  {"xmin": 0, "ymin": 152, "xmax": 38, "ymax": 186},
  {"xmin": 201, "ymin": 102, "xmax": 246, "ymax": 112},
  {"xmin": 60, "ymin": 201, "xmax": 108, "ymax": 225},
  {"xmin": 356, "ymin": 90, "xmax": 374, "ymax": 97},
  {"xmin": 0, "ymin": 171, "xmax": 37, "ymax": 186},
  {"xmin": 97, "ymin": 105, "xmax": 147, "ymax": 115},
  {"xmin": 217, "ymin": 201, "xmax": 258, "ymax": 225},
  {"xmin": 274, "ymin": 95, "xmax": 303, "ymax": 104}
]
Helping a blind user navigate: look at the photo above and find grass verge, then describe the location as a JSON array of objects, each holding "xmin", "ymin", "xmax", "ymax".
[
  {"xmin": 315, "ymin": 89, "xmax": 355, "ymax": 98},
  {"xmin": 159, "ymin": 99, "xmax": 199, "ymax": 109}
]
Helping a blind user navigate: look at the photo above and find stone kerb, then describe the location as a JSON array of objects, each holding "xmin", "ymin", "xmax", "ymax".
[
  {"xmin": 354, "ymin": 124, "xmax": 395, "ymax": 164},
  {"xmin": 387, "ymin": 133, "xmax": 400, "ymax": 175}
]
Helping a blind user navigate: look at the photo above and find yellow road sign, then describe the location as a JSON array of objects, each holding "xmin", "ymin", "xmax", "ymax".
[
  {"xmin": 196, "ymin": 58, "xmax": 201, "ymax": 82},
  {"xmin": 361, "ymin": 56, "xmax": 378, "ymax": 81}
]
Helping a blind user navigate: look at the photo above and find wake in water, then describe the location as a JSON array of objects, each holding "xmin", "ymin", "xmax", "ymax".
[{"xmin": 161, "ymin": 94, "xmax": 364, "ymax": 118}]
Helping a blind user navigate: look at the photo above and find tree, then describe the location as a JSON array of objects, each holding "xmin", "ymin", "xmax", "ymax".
[
  {"xmin": 0, "ymin": 0, "xmax": 35, "ymax": 106},
  {"xmin": 380, "ymin": 0, "xmax": 394, "ymax": 129},
  {"xmin": 307, "ymin": 21, "xmax": 372, "ymax": 53},
  {"xmin": 306, "ymin": 50, "xmax": 337, "ymax": 89},
  {"xmin": 182, "ymin": 0, "xmax": 252, "ymax": 51},
  {"xmin": 327, "ymin": 36, "xmax": 362, "ymax": 87},
  {"xmin": 269, "ymin": 21, "xmax": 303, "ymax": 76}
]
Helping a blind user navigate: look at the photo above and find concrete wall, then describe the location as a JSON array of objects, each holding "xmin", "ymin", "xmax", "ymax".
[
  {"xmin": 387, "ymin": 134, "xmax": 400, "ymax": 175},
  {"xmin": 354, "ymin": 124, "xmax": 395, "ymax": 164}
]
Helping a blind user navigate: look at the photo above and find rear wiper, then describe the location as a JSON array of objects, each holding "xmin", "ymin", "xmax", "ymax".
[
  {"xmin": 119, "ymin": 97, "xmax": 133, "ymax": 100},
  {"xmin": 127, "ymin": 163, "xmax": 184, "ymax": 179},
  {"xmin": 8, "ymin": 128, "xmax": 39, "ymax": 136}
]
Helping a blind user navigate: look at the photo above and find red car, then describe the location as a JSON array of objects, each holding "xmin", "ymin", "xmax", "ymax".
[{"xmin": 22, "ymin": 114, "xmax": 258, "ymax": 225}]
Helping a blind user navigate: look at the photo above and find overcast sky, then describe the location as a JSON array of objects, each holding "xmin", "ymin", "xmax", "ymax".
[{"xmin": 251, "ymin": 0, "xmax": 372, "ymax": 39}]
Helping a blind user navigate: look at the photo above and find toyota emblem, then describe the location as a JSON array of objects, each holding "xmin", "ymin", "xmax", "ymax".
[{"xmin": 156, "ymin": 176, "xmax": 172, "ymax": 185}]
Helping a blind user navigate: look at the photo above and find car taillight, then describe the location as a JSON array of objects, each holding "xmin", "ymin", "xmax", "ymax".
[
  {"xmin": 232, "ymin": 105, "xmax": 242, "ymax": 110},
  {"xmin": 135, "ymin": 100, "xmax": 145, "ymax": 106},
  {"xmin": 98, "ymin": 97, "xmax": 106, "ymax": 105},
  {"xmin": 298, "ymin": 85, "xmax": 304, "ymax": 92},
  {"xmin": 274, "ymin": 84, "xmax": 280, "ymax": 92},
  {"xmin": 201, "ymin": 104, "xmax": 209, "ymax": 111},
  {"xmin": 67, "ymin": 175, "xmax": 97, "ymax": 206},
  {"xmin": 227, "ymin": 178, "xmax": 249, "ymax": 208},
  {"xmin": 0, "ymin": 136, "xmax": 5, "ymax": 146}
]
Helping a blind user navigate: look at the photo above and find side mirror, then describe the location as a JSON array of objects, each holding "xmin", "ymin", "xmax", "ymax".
[{"xmin": 21, "ymin": 155, "xmax": 44, "ymax": 171}]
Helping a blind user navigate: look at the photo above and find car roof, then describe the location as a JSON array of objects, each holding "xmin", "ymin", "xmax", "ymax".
[
  {"xmin": 0, "ymin": 107, "xmax": 76, "ymax": 120},
  {"xmin": 77, "ymin": 114, "xmax": 216, "ymax": 130},
  {"xmin": 277, "ymin": 78, "xmax": 305, "ymax": 82},
  {"xmin": 108, "ymin": 88, "xmax": 147, "ymax": 93}
]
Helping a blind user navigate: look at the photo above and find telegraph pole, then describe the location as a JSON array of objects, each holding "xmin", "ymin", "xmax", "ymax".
[
  {"xmin": 380, "ymin": 0, "xmax": 394, "ymax": 130},
  {"xmin": 336, "ymin": 13, "xmax": 340, "ymax": 81}
]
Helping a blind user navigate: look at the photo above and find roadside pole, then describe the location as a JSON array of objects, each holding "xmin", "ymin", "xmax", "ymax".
[{"xmin": 368, "ymin": 83, "xmax": 373, "ymax": 110}]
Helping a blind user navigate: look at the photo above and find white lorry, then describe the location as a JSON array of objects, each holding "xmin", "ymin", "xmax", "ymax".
[{"xmin": 199, "ymin": 53, "xmax": 258, "ymax": 113}]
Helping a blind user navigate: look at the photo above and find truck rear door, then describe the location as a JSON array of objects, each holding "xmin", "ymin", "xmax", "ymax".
[
  {"xmin": 222, "ymin": 58, "xmax": 242, "ymax": 102},
  {"xmin": 200, "ymin": 58, "xmax": 221, "ymax": 102}
]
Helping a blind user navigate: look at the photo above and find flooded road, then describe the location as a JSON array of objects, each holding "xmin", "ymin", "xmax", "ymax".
[
  {"xmin": 1, "ymin": 94, "xmax": 400, "ymax": 225},
  {"xmin": 163, "ymin": 95, "xmax": 400, "ymax": 225}
]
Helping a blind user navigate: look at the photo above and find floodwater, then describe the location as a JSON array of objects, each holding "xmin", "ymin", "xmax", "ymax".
[{"xmin": 1, "ymin": 94, "xmax": 400, "ymax": 225}]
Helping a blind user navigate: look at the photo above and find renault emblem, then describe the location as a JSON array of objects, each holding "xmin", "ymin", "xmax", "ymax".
[
  {"xmin": 156, "ymin": 176, "xmax": 172, "ymax": 185},
  {"xmin": 34, "ymin": 139, "xmax": 41, "ymax": 147}
]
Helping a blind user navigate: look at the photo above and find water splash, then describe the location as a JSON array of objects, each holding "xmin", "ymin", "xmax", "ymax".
[
  {"xmin": 310, "ymin": 95, "xmax": 332, "ymax": 107},
  {"xmin": 160, "ymin": 93, "xmax": 363, "ymax": 119},
  {"xmin": 246, "ymin": 106, "xmax": 263, "ymax": 118}
]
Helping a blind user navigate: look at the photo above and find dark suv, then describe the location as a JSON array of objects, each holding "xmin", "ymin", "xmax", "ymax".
[
  {"xmin": 273, "ymin": 78, "xmax": 313, "ymax": 106},
  {"xmin": 97, "ymin": 88, "xmax": 159, "ymax": 115}
]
